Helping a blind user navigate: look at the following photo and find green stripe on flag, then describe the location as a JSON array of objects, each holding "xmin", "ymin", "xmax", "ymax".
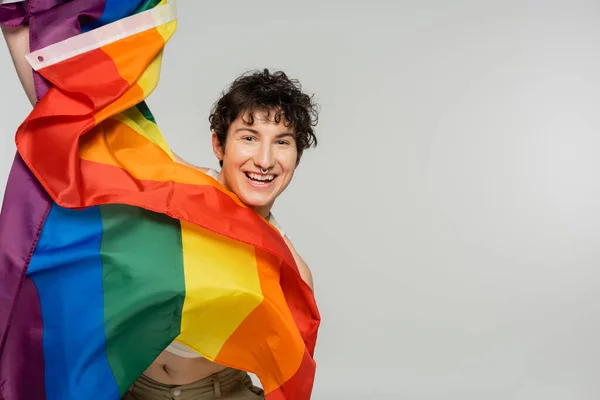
[{"xmin": 100, "ymin": 204, "xmax": 185, "ymax": 394}]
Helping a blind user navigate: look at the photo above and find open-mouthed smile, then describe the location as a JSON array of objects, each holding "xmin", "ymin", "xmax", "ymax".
[{"xmin": 244, "ymin": 172, "xmax": 276, "ymax": 186}]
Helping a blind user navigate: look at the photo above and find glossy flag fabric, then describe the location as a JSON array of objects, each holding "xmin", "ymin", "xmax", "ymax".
[{"xmin": 0, "ymin": 1, "xmax": 320, "ymax": 399}]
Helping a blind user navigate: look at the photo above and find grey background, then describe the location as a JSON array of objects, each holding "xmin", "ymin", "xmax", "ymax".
[{"xmin": 2, "ymin": 1, "xmax": 600, "ymax": 398}]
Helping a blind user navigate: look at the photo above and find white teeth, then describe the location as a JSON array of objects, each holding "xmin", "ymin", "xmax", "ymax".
[{"xmin": 247, "ymin": 173, "xmax": 274, "ymax": 182}]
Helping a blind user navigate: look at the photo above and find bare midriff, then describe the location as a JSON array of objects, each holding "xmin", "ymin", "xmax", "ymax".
[{"xmin": 143, "ymin": 350, "xmax": 229, "ymax": 385}]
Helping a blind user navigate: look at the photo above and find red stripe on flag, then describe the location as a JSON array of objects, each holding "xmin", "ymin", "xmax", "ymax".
[
  {"xmin": 16, "ymin": 47, "xmax": 130, "ymax": 204},
  {"xmin": 36, "ymin": 48, "xmax": 131, "ymax": 111},
  {"xmin": 264, "ymin": 351, "xmax": 317, "ymax": 400},
  {"xmin": 281, "ymin": 261, "xmax": 321, "ymax": 357}
]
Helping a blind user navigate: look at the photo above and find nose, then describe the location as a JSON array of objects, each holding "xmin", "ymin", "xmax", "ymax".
[{"xmin": 254, "ymin": 141, "xmax": 275, "ymax": 170}]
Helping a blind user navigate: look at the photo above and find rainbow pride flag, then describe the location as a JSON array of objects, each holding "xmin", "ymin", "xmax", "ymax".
[{"xmin": 0, "ymin": 1, "xmax": 320, "ymax": 399}]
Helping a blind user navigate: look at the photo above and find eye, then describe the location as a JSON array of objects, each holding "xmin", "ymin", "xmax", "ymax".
[
  {"xmin": 242, "ymin": 136, "xmax": 256, "ymax": 142},
  {"xmin": 276, "ymin": 140, "xmax": 291, "ymax": 145}
]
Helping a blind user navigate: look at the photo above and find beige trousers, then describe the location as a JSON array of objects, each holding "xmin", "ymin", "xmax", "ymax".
[{"xmin": 122, "ymin": 368, "xmax": 264, "ymax": 400}]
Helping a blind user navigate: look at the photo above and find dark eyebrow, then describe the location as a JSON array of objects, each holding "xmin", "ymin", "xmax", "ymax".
[
  {"xmin": 235, "ymin": 128, "xmax": 295, "ymax": 139},
  {"xmin": 276, "ymin": 132, "xmax": 295, "ymax": 139},
  {"xmin": 235, "ymin": 128, "xmax": 259, "ymax": 134}
]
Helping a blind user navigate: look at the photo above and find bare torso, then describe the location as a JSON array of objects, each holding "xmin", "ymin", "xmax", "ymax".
[{"xmin": 143, "ymin": 351, "xmax": 228, "ymax": 385}]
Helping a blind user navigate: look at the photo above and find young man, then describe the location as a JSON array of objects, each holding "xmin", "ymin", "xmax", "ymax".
[{"xmin": 3, "ymin": 25, "xmax": 318, "ymax": 400}]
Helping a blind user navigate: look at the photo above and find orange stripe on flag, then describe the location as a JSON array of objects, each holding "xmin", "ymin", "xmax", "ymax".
[
  {"xmin": 100, "ymin": 27, "xmax": 168, "ymax": 85},
  {"xmin": 79, "ymin": 118, "xmax": 243, "ymax": 206},
  {"xmin": 214, "ymin": 249, "xmax": 306, "ymax": 395},
  {"xmin": 93, "ymin": 82, "xmax": 146, "ymax": 125}
]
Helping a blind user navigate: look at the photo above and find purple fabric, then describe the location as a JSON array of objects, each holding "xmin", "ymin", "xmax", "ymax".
[
  {"xmin": 0, "ymin": 0, "xmax": 33, "ymax": 27},
  {"xmin": 0, "ymin": 154, "xmax": 50, "ymax": 344},
  {"xmin": 0, "ymin": 278, "xmax": 45, "ymax": 400},
  {"xmin": 0, "ymin": 155, "xmax": 50, "ymax": 400},
  {"xmin": 0, "ymin": 2, "xmax": 25, "ymax": 27},
  {"xmin": 0, "ymin": 0, "xmax": 67, "ymax": 27}
]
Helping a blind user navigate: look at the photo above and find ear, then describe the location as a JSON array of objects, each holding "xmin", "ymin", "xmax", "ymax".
[
  {"xmin": 211, "ymin": 132, "xmax": 224, "ymax": 162},
  {"xmin": 295, "ymin": 150, "xmax": 303, "ymax": 167}
]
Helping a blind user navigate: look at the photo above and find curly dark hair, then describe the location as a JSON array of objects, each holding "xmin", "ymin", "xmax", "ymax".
[{"xmin": 209, "ymin": 69, "xmax": 319, "ymax": 165}]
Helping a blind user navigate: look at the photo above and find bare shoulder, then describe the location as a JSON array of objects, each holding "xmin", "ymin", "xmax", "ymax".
[{"xmin": 282, "ymin": 235, "xmax": 314, "ymax": 291}]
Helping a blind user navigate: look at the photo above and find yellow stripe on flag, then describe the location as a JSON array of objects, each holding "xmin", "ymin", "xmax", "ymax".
[
  {"xmin": 111, "ymin": 107, "xmax": 174, "ymax": 159},
  {"xmin": 177, "ymin": 221, "xmax": 264, "ymax": 359}
]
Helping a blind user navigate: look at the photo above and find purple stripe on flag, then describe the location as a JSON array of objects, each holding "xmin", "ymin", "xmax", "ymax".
[
  {"xmin": 0, "ymin": 278, "xmax": 45, "ymax": 400},
  {"xmin": 0, "ymin": 3, "xmax": 25, "ymax": 27},
  {"xmin": 0, "ymin": 155, "xmax": 50, "ymax": 400},
  {"xmin": 0, "ymin": 0, "xmax": 69, "ymax": 28},
  {"xmin": 0, "ymin": 155, "xmax": 50, "ymax": 348}
]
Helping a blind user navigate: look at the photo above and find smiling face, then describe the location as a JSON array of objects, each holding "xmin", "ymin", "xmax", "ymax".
[{"xmin": 212, "ymin": 109, "xmax": 300, "ymax": 218}]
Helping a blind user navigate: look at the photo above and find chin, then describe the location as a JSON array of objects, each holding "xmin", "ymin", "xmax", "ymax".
[
  {"xmin": 241, "ymin": 198, "xmax": 272, "ymax": 210},
  {"xmin": 238, "ymin": 193, "xmax": 274, "ymax": 210}
]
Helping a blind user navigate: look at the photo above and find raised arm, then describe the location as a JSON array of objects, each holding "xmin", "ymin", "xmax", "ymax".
[{"xmin": 1, "ymin": 24, "xmax": 36, "ymax": 106}]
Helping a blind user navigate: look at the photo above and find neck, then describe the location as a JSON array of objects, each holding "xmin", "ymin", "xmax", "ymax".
[{"xmin": 254, "ymin": 205, "xmax": 272, "ymax": 220}]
